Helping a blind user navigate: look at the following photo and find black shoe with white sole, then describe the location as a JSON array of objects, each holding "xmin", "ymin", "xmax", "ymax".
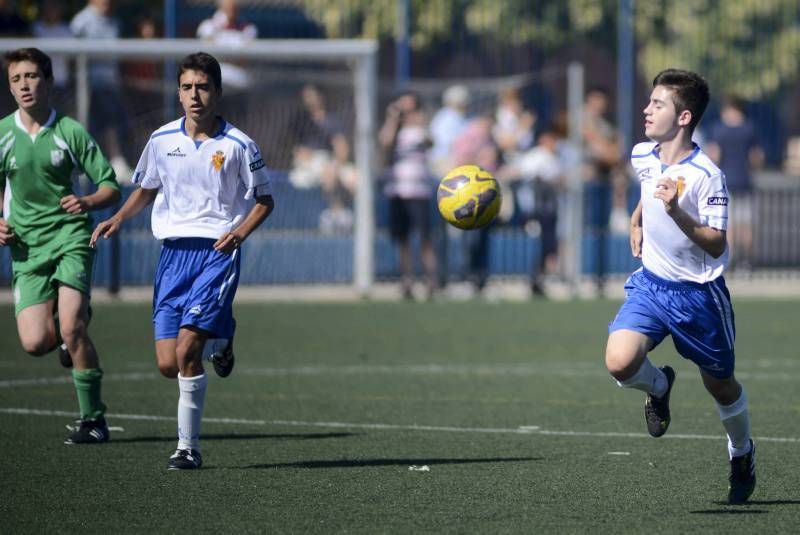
[
  {"xmin": 64, "ymin": 417, "xmax": 109, "ymax": 444},
  {"xmin": 728, "ymin": 439, "xmax": 756, "ymax": 505},
  {"xmin": 644, "ymin": 366, "xmax": 676, "ymax": 438},
  {"xmin": 167, "ymin": 449, "xmax": 203, "ymax": 470},
  {"xmin": 210, "ymin": 339, "xmax": 235, "ymax": 378}
]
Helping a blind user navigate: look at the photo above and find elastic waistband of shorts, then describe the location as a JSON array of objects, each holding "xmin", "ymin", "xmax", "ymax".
[
  {"xmin": 162, "ymin": 237, "xmax": 216, "ymax": 250},
  {"xmin": 641, "ymin": 268, "xmax": 712, "ymax": 291}
]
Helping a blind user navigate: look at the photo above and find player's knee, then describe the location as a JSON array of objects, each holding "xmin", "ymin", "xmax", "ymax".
[
  {"xmin": 177, "ymin": 347, "xmax": 202, "ymax": 367},
  {"xmin": 703, "ymin": 375, "xmax": 741, "ymax": 404},
  {"xmin": 59, "ymin": 321, "xmax": 88, "ymax": 348},
  {"xmin": 158, "ymin": 361, "xmax": 179, "ymax": 378},
  {"xmin": 19, "ymin": 331, "xmax": 57, "ymax": 356},
  {"xmin": 605, "ymin": 345, "xmax": 635, "ymax": 379},
  {"xmin": 21, "ymin": 340, "xmax": 54, "ymax": 356}
]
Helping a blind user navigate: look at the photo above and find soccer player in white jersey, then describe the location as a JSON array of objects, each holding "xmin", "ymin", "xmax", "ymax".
[
  {"xmin": 604, "ymin": 69, "xmax": 755, "ymax": 504},
  {"xmin": 91, "ymin": 52, "xmax": 275, "ymax": 470}
]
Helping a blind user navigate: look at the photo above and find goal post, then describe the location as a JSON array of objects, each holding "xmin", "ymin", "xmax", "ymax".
[{"xmin": 0, "ymin": 37, "xmax": 378, "ymax": 293}]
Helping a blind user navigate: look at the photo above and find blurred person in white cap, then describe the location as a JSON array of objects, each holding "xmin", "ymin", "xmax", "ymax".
[
  {"xmin": 429, "ymin": 84, "xmax": 471, "ymax": 177},
  {"xmin": 197, "ymin": 0, "xmax": 257, "ymax": 91}
]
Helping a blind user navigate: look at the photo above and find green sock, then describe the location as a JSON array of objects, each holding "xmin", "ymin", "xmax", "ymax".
[{"xmin": 71, "ymin": 368, "xmax": 107, "ymax": 420}]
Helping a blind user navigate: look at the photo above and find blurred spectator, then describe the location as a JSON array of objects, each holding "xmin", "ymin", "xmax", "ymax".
[
  {"xmin": 0, "ymin": 0, "xmax": 28, "ymax": 36},
  {"xmin": 71, "ymin": 0, "xmax": 133, "ymax": 183},
  {"xmin": 582, "ymin": 86, "xmax": 621, "ymax": 295},
  {"xmin": 137, "ymin": 14, "xmax": 157, "ymax": 38},
  {"xmin": 32, "ymin": 0, "xmax": 71, "ymax": 94},
  {"xmin": 429, "ymin": 84, "xmax": 471, "ymax": 177},
  {"xmin": 492, "ymin": 87, "xmax": 536, "ymax": 163},
  {"xmin": 124, "ymin": 14, "xmax": 160, "ymax": 89},
  {"xmin": 378, "ymin": 91, "xmax": 438, "ymax": 300},
  {"xmin": 197, "ymin": 0, "xmax": 257, "ymax": 92},
  {"xmin": 450, "ymin": 113, "xmax": 500, "ymax": 293},
  {"xmin": 289, "ymin": 84, "xmax": 357, "ymax": 234},
  {"xmin": 498, "ymin": 130, "xmax": 565, "ymax": 297},
  {"xmin": 706, "ymin": 95, "xmax": 764, "ymax": 271}
]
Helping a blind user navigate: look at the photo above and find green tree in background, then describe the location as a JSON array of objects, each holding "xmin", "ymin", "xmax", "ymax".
[
  {"xmin": 636, "ymin": 0, "xmax": 800, "ymax": 99},
  {"xmin": 299, "ymin": 0, "xmax": 800, "ymax": 98}
]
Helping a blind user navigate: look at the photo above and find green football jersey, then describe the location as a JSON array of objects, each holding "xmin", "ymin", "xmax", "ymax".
[{"xmin": 0, "ymin": 110, "xmax": 119, "ymax": 256}]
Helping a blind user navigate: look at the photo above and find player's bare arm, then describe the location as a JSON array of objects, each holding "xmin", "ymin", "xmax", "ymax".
[
  {"xmin": 654, "ymin": 177, "xmax": 726, "ymax": 258},
  {"xmin": 60, "ymin": 185, "xmax": 121, "ymax": 215},
  {"xmin": 214, "ymin": 194, "xmax": 274, "ymax": 254},
  {"xmin": 630, "ymin": 199, "xmax": 643, "ymax": 258},
  {"xmin": 0, "ymin": 189, "xmax": 13, "ymax": 246},
  {"xmin": 90, "ymin": 187, "xmax": 159, "ymax": 246}
]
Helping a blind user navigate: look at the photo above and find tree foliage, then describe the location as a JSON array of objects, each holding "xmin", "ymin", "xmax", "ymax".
[
  {"xmin": 298, "ymin": 0, "xmax": 800, "ymax": 98},
  {"xmin": 635, "ymin": 0, "xmax": 800, "ymax": 98}
]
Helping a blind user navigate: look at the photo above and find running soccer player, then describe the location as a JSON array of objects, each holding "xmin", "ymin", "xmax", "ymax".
[
  {"xmin": 0, "ymin": 48, "xmax": 121, "ymax": 444},
  {"xmin": 91, "ymin": 52, "xmax": 274, "ymax": 470},
  {"xmin": 604, "ymin": 69, "xmax": 755, "ymax": 504}
]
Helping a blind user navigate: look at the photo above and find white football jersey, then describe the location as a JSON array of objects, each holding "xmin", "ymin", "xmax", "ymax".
[
  {"xmin": 133, "ymin": 118, "xmax": 272, "ymax": 240},
  {"xmin": 630, "ymin": 141, "xmax": 729, "ymax": 283}
]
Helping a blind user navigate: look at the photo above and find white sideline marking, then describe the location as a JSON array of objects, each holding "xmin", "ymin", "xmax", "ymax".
[
  {"xmin": 1, "ymin": 407, "xmax": 798, "ymax": 444},
  {"xmin": 2, "ymin": 363, "xmax": 798, "ymax": 389},
  {"xmin": 0, "ymin": 372, "xmax": 159, "ymax": 389},
  {"xmin": 608, "ymin": 451, "xmax": 631, "ymax": 455}
]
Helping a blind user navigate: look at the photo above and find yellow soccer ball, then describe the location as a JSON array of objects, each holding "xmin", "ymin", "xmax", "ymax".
[{"xmin": 437, "ymin": 165, "xmax": 502, "ymax": 230}]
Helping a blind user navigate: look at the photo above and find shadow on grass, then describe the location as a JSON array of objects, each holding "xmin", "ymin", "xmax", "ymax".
[
  {"xmin": 690, "ymin": 509, "xmax": 768, "ymax": 515},
  {"xmin": 241, "ymin": 456, "xmax": 541, "ymax": 470},
  {"xmin": 109, "ymin": 432, "xmax": 358, "ymax": 443},
  {"xmin": 692, "ymin": 499, "xmax": 800, "ymax": 515},
  {"xmin": 744, "ymin": 500, "xmax": 800, "ymax": 505}
]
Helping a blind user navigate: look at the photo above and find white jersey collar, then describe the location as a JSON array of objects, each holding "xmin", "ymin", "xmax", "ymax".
[
  {"xmin": 653, "ymin": 142, "xmax": 700, "ymax": 167},
  {"xmin": 179, "ymin": 116, "xmax": 228, "ymax": 141},
  {"xmin": 14, "ymin": 108, "xmax": 56, "ymax": 141}
]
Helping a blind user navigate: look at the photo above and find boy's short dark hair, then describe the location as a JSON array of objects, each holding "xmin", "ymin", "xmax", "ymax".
[
  {"xmin": 652, "ymin": 69, "xmax": 710, "ymax": 133},
  {"xmin": 177, "ymin": 52, "xmax": 222, "ymax": 91},
  {"xmin": 391, "ymin": 89, "xmax": 424, "ymax": 111},
  {"xmin": 4, "ymin": 48, "xmax": 53, "ymax": 81},
  {"xmin": 722, "ymin": 94, "xmax": 747, "ymax": 115}
]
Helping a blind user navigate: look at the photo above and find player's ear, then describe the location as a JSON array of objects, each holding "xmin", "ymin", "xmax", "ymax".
[{"xmin": 678, "ymin": 109, "xmax": 692, "ymax": 128}]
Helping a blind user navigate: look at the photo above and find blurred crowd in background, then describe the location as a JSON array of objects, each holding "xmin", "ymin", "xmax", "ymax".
[{"xmin": 0, "ymin": 0, "xmax": 792, "ymax": 297}]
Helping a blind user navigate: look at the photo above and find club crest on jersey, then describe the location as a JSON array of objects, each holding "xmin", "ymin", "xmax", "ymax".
[
  {"xmin": 211, "ymin": 150, "xmax": 225, "ymax": 171},
  {"xmin": 51, "ymin": 149, "xmax": 64, "ymax": 167},
  {"xmin": 676, "ymin": 176, "xmax": 685, "ymax": 197}
]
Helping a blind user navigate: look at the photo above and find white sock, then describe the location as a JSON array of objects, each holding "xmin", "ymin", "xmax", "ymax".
[
  {"xmin": 177, "ymin": 372, "xmax": 208, "ymax": 452},
  {"xmin": 616, "ymin": 358, "xmax": 668, "ymax": 397},
  {"xmin": 201, "ymin": 338, "xmax": 229, "ymax": 361},
  {"xmin": 717, "ymin": 389, "xmax": 751, "ymax": 459}
]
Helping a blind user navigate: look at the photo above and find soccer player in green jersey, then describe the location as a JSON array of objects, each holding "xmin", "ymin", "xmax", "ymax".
[{"xmin": 0, "ymin": 48, "xmax": 121, "ymax": 444}]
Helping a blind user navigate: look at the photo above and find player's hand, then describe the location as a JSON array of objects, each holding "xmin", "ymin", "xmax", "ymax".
[
  {"xmin": 60, "ymin": 194, "xmax": 89, "ymax": 215},
  {"xmin": 0, "ymin": 218, "xmax": 15, "ymax": 246},
  {"xmin": 653, "ymin": 178, "xmax": 679, "ymax": 214},
  {"xmin": 214, "ymin": 232, "xmax": 242, "ymax": 254},
  {"xmin": 630, "ymin": 224, "xmax": 642, "ymax": 258},
  {"xmin": 90, "ymin": 217, "xmax": 121, "ymax": 248}
]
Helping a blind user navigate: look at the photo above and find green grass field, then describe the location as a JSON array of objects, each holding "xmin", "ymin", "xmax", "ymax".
[{"xmin": 2, "ymin": 299, "xmax": 799, "ymax": 533}]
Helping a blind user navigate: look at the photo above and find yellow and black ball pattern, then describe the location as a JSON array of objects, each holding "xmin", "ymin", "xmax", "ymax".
[{"xmin": 437, "ymin": 165, "xmax": 502, "ymax": 230}]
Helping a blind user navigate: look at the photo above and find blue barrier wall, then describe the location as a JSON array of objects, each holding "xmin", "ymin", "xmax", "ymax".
[{"xmin": 0, "ymin": 179, "xmax": 646, "ymax": 288}]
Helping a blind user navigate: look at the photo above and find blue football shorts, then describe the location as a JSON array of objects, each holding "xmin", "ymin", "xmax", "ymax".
[
  {"xmin": 608, "ymin": 268, "xmax": 736, "ymax": 379},
  {"xmin": 152, "ymin": 237, "xmax": 240, "ymax": 341}
]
